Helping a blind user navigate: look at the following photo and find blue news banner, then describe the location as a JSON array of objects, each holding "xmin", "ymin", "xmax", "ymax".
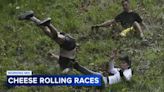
[{"xmin": 7, "ymin": 75, "xmax": 102, "ymax": 86}]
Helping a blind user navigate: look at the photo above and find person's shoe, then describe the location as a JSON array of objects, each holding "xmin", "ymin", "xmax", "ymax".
[
  {"xmin": 62, "ymin": 68, "xmax": 71, "ymax": 74},
  {"xmin": 38, "ymin": 18, "xmax": 51, "ymax": 26},
  {"xmin": 18, "ymin": 10, "xmax": 34, "ymax": 20}
]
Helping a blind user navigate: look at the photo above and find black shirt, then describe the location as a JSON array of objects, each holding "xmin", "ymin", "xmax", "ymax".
[
  {"xmin": 115, "ymin": 11, "xmax": 142, "ymax": 28},
  {"xmin": 59, "ymin": 34, "xmax": 76, "ymax": 50}
]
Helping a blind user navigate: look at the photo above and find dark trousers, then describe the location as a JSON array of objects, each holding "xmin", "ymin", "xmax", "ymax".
[
  {"xmin": 58, "ymin": 56, "xmax": 74, "ymax": 70},
  {"xmin": 74, "ymin": 63, "xmax": 102, "ymax": 75},
  {"xmin": 73, "ymin": 63, "xmax": 105, "ymax": 89}
]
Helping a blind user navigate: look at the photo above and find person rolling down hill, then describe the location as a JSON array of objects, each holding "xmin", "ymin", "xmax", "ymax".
[
  {"xmin": 72, "ymin": 52, "xmax": 133, "ymax": 89},
  {"xmin": 19, "ymin": 11, "xmax": 77, "ymax": 74},
  {"xmin": 49, "ymin": 50, "xmax": 133, "ymax": 88},
  {"xmin": 92, "ymin": 0, "xmax": 146, "ymax": 41}
]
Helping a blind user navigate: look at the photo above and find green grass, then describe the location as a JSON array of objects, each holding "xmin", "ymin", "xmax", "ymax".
[{"xmin": 0, "ymin": 0, "xmax": 164, "ymax": 92}]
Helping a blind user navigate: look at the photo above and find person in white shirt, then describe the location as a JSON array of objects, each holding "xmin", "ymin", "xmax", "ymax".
[
  {"xmin": 72, "ymin": 52, "xmax": 133, "ymax": 88},
  {"xmin": 107, "ymin": 53, "xmax": 132, "ymax": 85}
]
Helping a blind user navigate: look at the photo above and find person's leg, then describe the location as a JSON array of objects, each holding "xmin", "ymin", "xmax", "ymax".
[
  {"xmin": 29, "ymin": 17, "xmax": 42, "ymax": 24},
  {"xmin": 73, "ymin": 61, "xmax": 101, "ymax": 75},
  {"xmin": 19, "ymin": 11, "xmax": 53, "ymax": 30},
  {"xmin": 73, "ymin": 62, "xmax": 108, "ymax": 88},
  {"xmin": 20, "ymin": 14, "xmax": 54, "ymax": 38},
  {"xmin": 58, "ymin": 57, "xmax": 71, "ymax": 69},
  {"xmin": 58, "ymin": 56, "xmax": 75, "ymax": 74},
  {"xmin": 19, "ymin": 11, "xmax": 59, "ymax": 39},
  {"xmin": 27, "ymin": 17, "xmax": 54, "ymax": 38},
  {"xmin": 18, "ymin": 10, "xmax": 34, "ymax": 20},
  {"xmin": 38, "ymin": 18, "xmax": 60, "ymax": 38},
  {"xmin": 18, "ymin": 11, "xmax": 42, "ymax": 24},
  {"xmin": 120, "ymin": 27, "xmax": 133, "ymax": 37},
  {"xmin": 133, "ymin": 21, "xmax": 145, "ymax": 39}
]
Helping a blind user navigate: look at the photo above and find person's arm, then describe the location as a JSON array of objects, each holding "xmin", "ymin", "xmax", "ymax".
[
  {"xmin": 92, "ymin": 19, "xmax": 116, "ymax": 29},
  {"xmin": 108, "ymin": 50, "xmax": 118, "ymax": 74},
  {"xmin": 97, "ymin": 19, "xmax": 116, "ymax": 27},
  {"xmin": 123, "ymin": 69, "xmax": 132, "ymax": 81},
  {"xmin": 106, "ymin": 50, "xmax": 122, "ymax": 85},
  {"xmin": 108, "ymin": 59, "xmax": 119, "ymax": 75},
  {"xmin": 140, "ymin": 22, "xmax": 148, "ymax": 30},
  {"xmin": 108, "ymin": 71, "xmax": 121, "ymax": 85},
  {"xmin": 135, "ymin": 13, "xmax": 147, "ymax": 30}
]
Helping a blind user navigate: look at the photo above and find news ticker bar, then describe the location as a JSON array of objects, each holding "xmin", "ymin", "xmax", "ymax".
[{"xmin": 7, "ymin": 75, "xmax": 102, "ymax": 86}]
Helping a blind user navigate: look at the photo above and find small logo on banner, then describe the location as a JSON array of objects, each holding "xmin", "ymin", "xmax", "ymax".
[
  {"xmin": 6, "ymin": 70, "xmax": 32, "ymax": 76},
  {"xmin": 7, "ymin": 75, "xmax": 101, "ymax": 86}
]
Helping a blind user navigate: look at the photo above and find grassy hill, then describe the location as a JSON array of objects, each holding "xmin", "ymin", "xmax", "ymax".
[{"xmin": 0, "ymin": 0, "xmax": 163, "ymax": 92}]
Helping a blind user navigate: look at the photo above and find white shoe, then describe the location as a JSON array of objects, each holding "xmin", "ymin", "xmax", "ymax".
[{"xmin": 62, "ymin": 68, "xmax": 71, "ymax": 74}]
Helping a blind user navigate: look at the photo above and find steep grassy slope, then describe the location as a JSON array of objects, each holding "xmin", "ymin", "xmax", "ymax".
[{"xmin": 0, "ymin": 0, "xmax": 163, "ymax": 92}]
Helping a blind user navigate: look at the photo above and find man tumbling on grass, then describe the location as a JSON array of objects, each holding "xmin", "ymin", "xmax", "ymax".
[
  {"xmin": 19, "ymin": 10, "xmax": 77, "ymax": 74},
  {"xmin": 72, "ymin": 51, "xmax": 133, "ymax": 89},
  {"xmin": 48, "ymin": 49, "xmax": 133, "ymax": 90},
  {"xmin": 92, "ymin": 0, "xmax": 147, "ymax": 41}
]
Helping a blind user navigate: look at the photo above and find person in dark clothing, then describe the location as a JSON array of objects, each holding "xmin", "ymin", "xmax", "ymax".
[
  {"xmin": 19, "ymin": 11, "xmax": 77, "ymax": 73},
  {"xmin": 92, "ymin": 0, "xmax": 146, "ymax": 40}
]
